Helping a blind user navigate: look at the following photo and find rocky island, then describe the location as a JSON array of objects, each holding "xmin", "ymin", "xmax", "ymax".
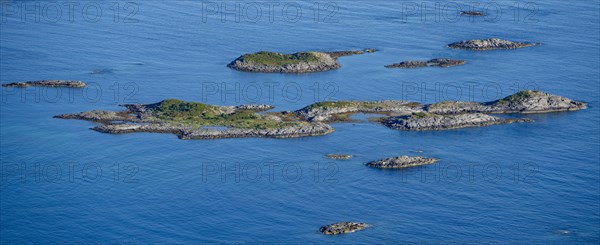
[
  {"xmin": 55, "ymin": 99, "xmax": 334, "ymax": 139},
  {"xmin": 448, "ymin": 38, "xmax": 540, "ymax": 50},
  {"xmin": 227, "ymin": 49, "xmax": 376, "ymax": 73},
  {"xmin": 426, "ymin": 90, "xmax": 588, "ymax": 114},
  {"xmin": 319, "ymin": 222, "xmax": 370, "ymax": 235},
  {"xmin": 2, "ymin": 80, "xmax": 86, "ymax": 88},
  {"xmin": 381, "ymin": 112, "xmax": 532, "ymax": 131},
  {"xmin": 385, "ymin": 58, "xmax": 466, "ymax": 68},
  {"xmin": 366, "ymin": 156, "xmax": 438, "ymax": 169}
]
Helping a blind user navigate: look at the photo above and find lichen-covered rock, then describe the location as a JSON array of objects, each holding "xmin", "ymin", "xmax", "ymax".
[
  {"xmin": 297, "ymin": 100, "xmax": 423, "ymax": 122},
  {"xmin": 488, "ymin": 90, "xmax": 588, "ymax": 113},
  {"xmin": 54, "ymin": 110, "xmax": 133, "ymax": 122},
  {"xmin": 385, "ymin": 58, "xmax": 466, "ymax": 68},
  {"xmin": 448, "ymin": 38, "xmax": 539, "ymax": 50},
  {"xmin": 382, "ymin": 112, "xmax": 532, "ymax": 131},
  {"xmin": 2, "ymin": 80, "xmax": 86, "ymax": 88},
  {"xmin": 92, "ymin": 121, "xmax": 334, "ymax": 139},
  {"xmin": 427, "ymin": 91, "xmax": 588, "ymax": 114},
  {"xmin": 326, "ymin": 154, "xmax": 353, "ymax": 160},
  {"xmin": 319, "ymin": 222, "xmax": 370, "ymax": 235},
  {"xmin": 366, "ymin": 156, "xmax": 438, "ymax": 169}
]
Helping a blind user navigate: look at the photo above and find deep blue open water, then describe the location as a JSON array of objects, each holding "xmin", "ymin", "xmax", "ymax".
[{"xmin": 1, "ymin": 0, "xmax": 599, "ymax": 243}]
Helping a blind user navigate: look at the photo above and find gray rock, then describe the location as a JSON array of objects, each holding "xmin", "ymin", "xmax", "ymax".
[
  {"xmin": 382, "ymin": 112, "xmax": 532, "ymax": 131},
  {"xmin": 427, "ymin": 91, "xmax": 588, "ymax": 114},
  {"xmin": 366, "ymin": 156, "xmax": 438, "ymax": 169},
  {"xmin": 2, "ymin": 80, "xmax": 86, "ymax": 88},
  {"xmin": 319, "ymin": 222, "xmax": 370, "ymax": 235},
  {"xmin": 234, "ymin": 104, "xmax": 275, "ymax": 111},
  {"xmin": 385, "ymin": 58, "xmax": 466, "ymax": 68},
  {"xmin": 448, "ymin": 38, "xmax": 540, "ymax": 50},
  {"xmin": 326, "ymin": 154, "xmax": 353, "ymax": 160},
  {"xmin": 296, "ymin": 100, "xmax": 423, "ymax": 122},
  {"xmin": 54, "ymin": 110, "xmax": 133, "ymax": 122}
]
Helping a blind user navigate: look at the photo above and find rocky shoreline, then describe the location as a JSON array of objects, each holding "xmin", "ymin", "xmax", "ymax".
[
  {"xmin": 2, "ymin": 80, "xmax": 86, "ymax": 88},
  {"xmin": 381, "ymin": 112, "xmax": 532, "ymax": 131},
  {"xmin": 448, "ymin": 38, "xmax": 540, "ymax": 50},
  {"xmin": 227, "ymin": 49, "xmax": 376, "ymax": 73},
  {"xmin": 385, "ymin": 58, "xmax": 466, "ymax": 68},
  {"xmin": 319, "ymin": 222, "xmax": 370, "ymax": 235},
  {"xmin": 366, "ymin": 156, "xmax": 438, "ymax": 169}
]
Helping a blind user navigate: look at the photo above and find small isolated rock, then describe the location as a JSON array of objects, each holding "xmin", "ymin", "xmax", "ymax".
[
  {"xmin": 363, "ymin": 48, "xmax": 378, "ymax": 53},
  {"xmin": 326, "ymin": 154, "xmax": 353, "ymax": 160},
  {"xmin": 319, "ymin": 222, "xmax": 370, "ymax": 235},
  {"xmin": 385, "ymin": 58, "xmax": 466, "ymax": 68},
  {"xmin": 2, "ymin": 80, "xmax": 86, "ymax": 88},
  {"xmin": 448, "ymin": 38, "xmax": 540, "ymax": 50},
  {"xmin": 366, "ymin": 156, "xmax": 438, "ymax": 169},
  {"xmin": 461, "ymin": 11, "xmax": 486, "ymax": 16}
]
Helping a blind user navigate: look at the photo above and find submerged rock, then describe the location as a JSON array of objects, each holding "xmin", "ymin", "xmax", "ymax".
[
  {"xmin": 228, "ymin": 49, "xmax": 374, "ymax": 73},
  {"xmin": 90, "ymin": 69, "xmax": 115, "ymax": 75},
  {"xmin": 366, "ymin": 156, "xmax": 438, "ymax": 169},
  {"xmin": 385, "ymin": 58, "xmax": 466, "ymax": 68},
  {"xmin": 427, "ymin": 91, "xmax": 588, "ymax": 114},
  {"xmin": 2, "ymin": 80, "xmax": 86, "ymax": 88},
  {"xmin": 326, "ymin": 154, "xmax": 353, "ymax": 160},
  {"xmin": 448, "ymin": 38, "xmax": 540, "ymax": 50},
  {"xmin": 382, "ymin": 112, "xmax": 532, "ymax": 131},
  {"xmin": 319, "ymin": 222, "xmax": 370, "ymax": 235},
  {"xmin": 461, "ymin": 11, "xmax": 486, "ymax": 16}
]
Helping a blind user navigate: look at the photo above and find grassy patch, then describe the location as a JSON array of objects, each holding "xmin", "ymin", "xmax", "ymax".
[
  {"xmin": 497, "ymin": 90, "xmax": 541, "ymax": 105},
  {"xmin": 242, "ymin": 51, "xmax": 321, "ymax": 66},
  {"xmin": 148, "ymin": 99, "xmax": 301, "ymax": 129},
  {"xmin": 412, "ymin": 112, "xmax": 430, "ymax": 118}
]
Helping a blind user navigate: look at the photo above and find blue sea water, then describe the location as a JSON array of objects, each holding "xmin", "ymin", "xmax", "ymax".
[{"xmin": 1, "ymin": 0, "xmax": 599, "ymax": 243}]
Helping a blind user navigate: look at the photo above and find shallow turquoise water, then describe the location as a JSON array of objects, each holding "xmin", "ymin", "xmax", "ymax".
[{"xmin": 1, "ymin": 1, "xmax": 599, "ymax": 243}]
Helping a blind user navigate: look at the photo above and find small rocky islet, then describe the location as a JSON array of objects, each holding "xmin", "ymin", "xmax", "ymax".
[
  {"xmin": 385, "ymin": 58, "xmax": 466, "ymax": 69},
  {"xmin": 325, "ymin": 154, "xmax": 353, "ymax": 160},
  {"xmin": 366, "ymin": 156, "xmax": 438, "ymax": 169},
  {"xmin": 2, "ymin": 80, "xmax": 86, "ymax": 88},
  {"xmin": 55, "ymin": 90, "xmax": 587, "ymax": 139},
  {"xmin": 319, "ymin": 222, "xmax": 370, "ymax": 235},
  {"xmin": 448, "ymin": 38, "xmax": 540, "ymax": 50},
  {"xmin": 461, "ymin": 11, "xmax": 486, "ymax": 16},
  {"xmin": 227, "ymin": 48, "xmax": 376, "ymax": 73}
]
